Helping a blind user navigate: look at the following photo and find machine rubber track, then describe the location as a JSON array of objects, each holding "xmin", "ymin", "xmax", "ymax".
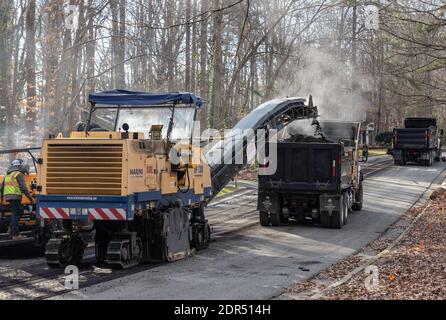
[
  {"xmin": 106, "ymin": 240, "xmax": 141, "ymax": 269},
  {"xmin": 44, "ymin": 236, "xmax": 86, "ymax": 268},
  {"xmin": 45, "ymin": 238, "xmax": 64, "ymax": 267}
]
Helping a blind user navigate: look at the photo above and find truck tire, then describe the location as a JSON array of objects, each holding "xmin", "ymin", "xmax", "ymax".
[
  {"xmin": 425, "ymin": 153, "xmax": 433, "ymax": 166},
  {"xmin": 330, "ymin": 195, "xmax": 344, "ymax": 229},
  {"xmin": 352, "ymin": 180, "xmax": 363, "ymax": 211},
  {"xmin": 343, "ymin": 195, "xmax": 349, "ymax": 225},
  {"xmin": 259, "ymin": 211, "xmax": 270, "ymax": 227}
]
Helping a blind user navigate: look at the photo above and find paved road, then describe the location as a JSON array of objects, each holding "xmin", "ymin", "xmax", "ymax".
[{"xmin": 57, "ymin": 161, "xmax": 446, "ymax": 300}]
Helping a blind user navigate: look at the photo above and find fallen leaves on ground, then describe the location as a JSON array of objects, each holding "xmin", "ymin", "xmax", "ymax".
[{"xmin": 287, "ymin": 188, "xmax": 446, "ymax": 300}]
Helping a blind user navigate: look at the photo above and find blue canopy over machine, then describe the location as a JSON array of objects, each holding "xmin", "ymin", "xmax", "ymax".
[
  {"xmin": 85, "ymin": 89, "xmax": 202, "ymax": 141},
  {"xmin": 88, "ymin": 89, "xmax": 202, "ymax": 108}
]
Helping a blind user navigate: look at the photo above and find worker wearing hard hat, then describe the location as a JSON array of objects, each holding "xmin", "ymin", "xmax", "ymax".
[{"xmin": 0, "ymin": 159, "xmax": 34, "ymax": 239}]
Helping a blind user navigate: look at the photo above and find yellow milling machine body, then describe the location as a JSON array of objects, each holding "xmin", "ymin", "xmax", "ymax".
[{"xmin": 37, "ymin": 131, "xmax": 211, "ymax": 197}]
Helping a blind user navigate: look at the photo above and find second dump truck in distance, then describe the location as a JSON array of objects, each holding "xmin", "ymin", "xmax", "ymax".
[
  {"xmin": 391, "ymin": 117, "xmax": 443, "ymax": 166},
  {"xmin": 257, "ymin": 121, "xmax": 363, "ymax": 229}
]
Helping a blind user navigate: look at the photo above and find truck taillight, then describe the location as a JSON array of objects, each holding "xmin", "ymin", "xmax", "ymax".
[
  {"xmin": 393, "ymin": 131, "xmax": 397, "ymax": 145},
  {"xmin": 425, "ymin": 130, "xmax": 429, "ymax": 144},
  {"xmin": 332, "ymin": 160, "xmax": 336, "ymax": 177}
]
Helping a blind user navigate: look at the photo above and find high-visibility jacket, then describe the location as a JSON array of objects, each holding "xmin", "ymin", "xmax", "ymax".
[{"xmin": 3, "ymin": 171, "xmax": 22, "ymax": 196}]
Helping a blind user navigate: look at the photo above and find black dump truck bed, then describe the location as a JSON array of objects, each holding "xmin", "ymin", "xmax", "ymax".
[
  {"xmin": 391, "ymin": 117, "xmax": 442, "ymax": 166},
  {"xmin": 393, "ymin": 127, "xmax": 436, "ymax": 149},
  {"xmin": 404, "ymin": 117, "xmax": 436, "ymax": 128},
  {"xmin": 257, "ymin": 120, "xmax": 362, "ymax": 229},
  {"xmin": 259, "ymin": 142, "xmax": 341, "ymax": 193}
]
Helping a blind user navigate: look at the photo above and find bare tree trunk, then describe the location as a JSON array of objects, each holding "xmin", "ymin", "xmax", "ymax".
[
  {"xmin": 208, "ymin": 0, "xmax": 223, "ymax": 128},
  {"xmin": 117, "ymin": 0, "xmax": 126, "ymax": 88},
  {"xmin": 85, "ymin": 0, "xmax": 96, "ymax": 102},
  {"xmin": 110, "ymin": 0, "xmax": 118, "ymax": 87},
  {"xmin": 199, "ymin": 0, "xmax": 208, "ymax": 127},
  {"xmin": 190, "ymin": 0, "xmax": 197, "ymax": 93},
  {"xmin": 11, "ymin": 11, "xmax": 25, "ymax": 133},
  {"xmin": 377, "ymin": 36, "xmax": 384, "ymax": 133},
  {"xmin": 42, "ymin": 0, "xmax": 63, "ymax": 134},
  {"xmin": 185, "ymin": 0, "xmax": 191, "ymax": 91},
  {"xmin": 0, "ymin": 0, "xmax": 14, "ymax": 149},
  {"xmin": 68, "ymin": 0, "xmax": 84, "ymax": 129},
  {"xmin": 25, "ymin": 0, "xmax": 37, "ymax": 133},
  {"xmin": 351, "ymin": 0, "xmax": 358, "ymax": 90},
  {"xmin": 109, "ymin": 0, "xmax": 126, "ymax": 88},
  {"xmin": 55, "ymin": 27, "xmax": 72, "ymax": 132}
]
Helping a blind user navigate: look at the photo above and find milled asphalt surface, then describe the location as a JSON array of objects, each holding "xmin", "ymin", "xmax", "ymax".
[{"xmin": 56, "ymin": 160, "xmax": 446, "ymax": 300}]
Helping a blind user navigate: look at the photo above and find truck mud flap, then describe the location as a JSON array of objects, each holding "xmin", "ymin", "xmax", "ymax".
[{"xmin": 319, "ymin": 194, "xmax": 341, "ymax": 228}]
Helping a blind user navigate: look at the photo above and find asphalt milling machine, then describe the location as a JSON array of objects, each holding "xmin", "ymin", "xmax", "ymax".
[{"xmin": 30, "ymin": 90, "xmax": 321, "ymax": 269}]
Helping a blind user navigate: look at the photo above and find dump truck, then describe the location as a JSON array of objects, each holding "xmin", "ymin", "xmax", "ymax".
[
  {"xmin": 257, "ymin": 121, "xmax": 363, "ymax": 229},
  {"xmin": 391, "ymin": 117, "xmax": 443, "ymax": 166},
  {"xmin": 0, "ymin": 148, "xmax": 58, "ymax": 248}
]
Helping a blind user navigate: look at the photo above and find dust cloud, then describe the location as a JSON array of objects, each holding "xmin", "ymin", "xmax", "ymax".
[{"xmin": 276, "ymin": 46, "xmax": 369, "ymax": 122}]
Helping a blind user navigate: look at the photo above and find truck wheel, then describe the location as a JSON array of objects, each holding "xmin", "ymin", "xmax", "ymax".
[
  {"xmin": 352, "ymin": 180, "xmax": 363, "ymax": 211},
  {"xmin": 343, "ymin": 196, "xmax": 349, "ymax": 225},
  {"xmin": 330, "ymin": 195, "xmax": 344, "ymax": 229},
  {"xmin": 425, "ymin": 153, "xmax": 433, "ymax": 166},
  {"xmin": 259, "ymin": 211, "xmax": 270, "ymax": 227}
]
